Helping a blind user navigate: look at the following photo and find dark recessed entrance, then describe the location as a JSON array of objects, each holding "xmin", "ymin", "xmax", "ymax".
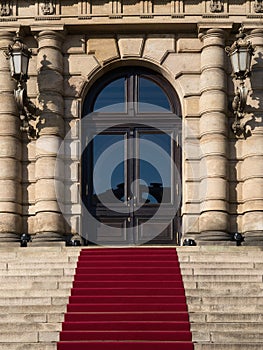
[{"xmin": 81, "ymin": 67, "xmax": 182, "ymax": 245}]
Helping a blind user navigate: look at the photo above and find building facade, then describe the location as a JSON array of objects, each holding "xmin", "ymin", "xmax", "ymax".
[{"xmin": 0, "ymin": 0, "xmax": 262, "ymax": 246}]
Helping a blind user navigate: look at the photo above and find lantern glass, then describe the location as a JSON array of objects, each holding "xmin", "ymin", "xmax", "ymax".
[
  {"xmin": 238, "ymin": 47, "xmax": 249, "ymax": 73},
  {"xmin": 8, "ymin": 41, "xmax": 30, "ymax": 81},
  {"xmin": 12, "ymin": 52, "xmax": 22, "ymax": 76},
  {"xmin": 21, "ymin": 52, "xmax": 29, "ymax": 77},
  {"xmin": 230, "ymin": 50, "xmax": 239, "ymax": 75}
]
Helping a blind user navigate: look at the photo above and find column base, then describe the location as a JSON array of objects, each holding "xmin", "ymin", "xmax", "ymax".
[
  {"xmin": 243, "ymin": 231, "xmax": 263, "ymax": 246},
  {"xmin": 30, "ymin": 232, "xmax": 66, "ymax": 246}
]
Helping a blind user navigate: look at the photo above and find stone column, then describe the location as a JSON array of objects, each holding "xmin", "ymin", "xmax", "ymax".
[
  {"xmin": 241, "ymin": 29, "xmax": 263, "ymax": 245},
  {"xmin": 0, "ymin": 31, "xmax": 22, "ymax": 243},
  {"xmin": 34, "ymin": 30, "xmax": 65, "ymax": 243},
  {"xmin": 198, "ymin": 29, "xmax": 229, "ymax": 243}
]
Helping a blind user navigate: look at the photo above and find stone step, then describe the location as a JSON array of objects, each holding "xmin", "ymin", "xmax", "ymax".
[
  {"xmin": 187, "ymin": 303, "xmax": 263, "ymax": 313},
  {"xmin": 0, "ymin": 305, "xmax": 67, "ymax": 314},
  {"xmin": 191, "ymin": 322, "xmax": 263, "ymax": 332},
  {"xmin": 0, "ymin": 343, "xmax": 56, "ymax": 350},
  {"xmin": 185, "ymin": 288, "xmax": 263, "ymax": 297},
  {"xmin": 195, "ymin": 282, "xmax": 263, "ymax": 289},
  {"xmin": 180, "ymin": 262, "xmax": 255, "ymax": 268},
  {"xmin": 0, "ymin": 331, "xmax": 60, "ymax": 343},
  {"xmin": 195, "ymin": 344, "xmax": 263, "ymax": 350},
  {"xmin": 203, "ymin": 312, "xmax": 263, "ymax": 322},
  {"xmin": 209, "ymin": 331, "xmax": 263, "ymax": 343},
  {"xmin": 185, "ymin": 256, "xmax": 263, "ymax": 263},
  {"xmin": 0, "ymin": 289, "xmax": 71, "ymax": 298},
  {"xmin": 0, "ymin": 281, "xmax": 73, "ymax": 290},
  {"xmin": 183, "ymin": 274, "xmax": 262, "ymax": 282},
  {"xmin": 0, "ymin": 297, "xmax": 68, "ymax": 306},
  {"xmin": 0, "ymin": 269, "xmax": 66, "ymax": 276},
  {"xmin": 0, "ymin": 323, "xmax": 61, "ymax": 332},
  {"xmin": 187, "ymin": 296, "xmax": 263, "ymax": 305},
  {"xmin": 0, "ymin": 312, "xmax": 66, "ymax": 324},
  {"xmin": 0, "ymin": 276, "xmax": 74, "ymax": 282},
  {"xmin": 182, "ymin": 268, "xmax": 262, "ymax": 275},
  {"xmin": 6, "ymin": 263, "xmax": 77, "ymax": 269}
]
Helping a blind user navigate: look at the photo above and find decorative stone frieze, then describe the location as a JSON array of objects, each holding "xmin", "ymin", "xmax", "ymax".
[
  {"xmin": 0, "ymin": 1, "xmax": 11, "ymax": 16},
  {"xmin": 210, "ymin": 0, "xmax": 223, "ymax": 13},
  {"xmin": 254, "ymin": 0, "xmax": 263, "ymax": 13},
  {"xmin": 40, "ymin": 1, "xmax": 55, "ymax": 15}
]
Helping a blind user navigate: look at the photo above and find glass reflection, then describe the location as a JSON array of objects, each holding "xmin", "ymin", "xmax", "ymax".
[
  {"xmin": 139, "ymin": 77, "xmax": 171, "ymax": 112},
  {"xmin": 93, "ymin": 134, "xmax": 125, "ymax": 203},
  {"xmin": 139, "ymin": 133, "xmax": 171, "ymax": 204},
  {"xmin": 94, "ymin": 78, "xmax": 125, "ymax": 112}
]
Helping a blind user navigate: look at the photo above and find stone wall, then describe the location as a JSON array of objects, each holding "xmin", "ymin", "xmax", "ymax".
[{"xmin": 0, "ymin": 0, "xmax": 262, "ymax": 245}]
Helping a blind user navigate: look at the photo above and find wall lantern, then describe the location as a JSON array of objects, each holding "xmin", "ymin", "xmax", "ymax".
[
  {"xmin": 5, "ymin": 32, "xmax": 39, "ymax": 139},
  {"xmin": 225, "ymin": 25, "xmax": 255, "ymax": 136}
]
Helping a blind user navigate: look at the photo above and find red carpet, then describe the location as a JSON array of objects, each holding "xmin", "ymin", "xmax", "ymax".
[{"xmin": 57, "ymin": 248, "xmax": 194, "ymax": 350}]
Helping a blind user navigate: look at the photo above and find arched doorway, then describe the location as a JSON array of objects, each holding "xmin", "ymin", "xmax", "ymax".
[{"xmin": 81, "ymin": 67, "xmax": 182, "ymax": 245}]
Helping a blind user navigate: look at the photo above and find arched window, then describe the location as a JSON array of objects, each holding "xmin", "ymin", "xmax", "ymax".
[{"xmin": 82, "ymin": 67, "xmax": 182, "ymax": 246}]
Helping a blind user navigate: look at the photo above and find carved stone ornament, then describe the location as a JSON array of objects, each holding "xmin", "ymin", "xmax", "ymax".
[
  {"xmin": 254, "ymin": 0, "xmax": 263, "ymax": 13},
  {"xmin": 41, "ymin": 1, "xmax": 55, "ymax": 15},
  {"xmin": 0, "ymin": 2, "xmax": 11, "ymax": 16},
  {"xmin": 210, "ymin": 0, "xmax": 223, "ymax": 13}
]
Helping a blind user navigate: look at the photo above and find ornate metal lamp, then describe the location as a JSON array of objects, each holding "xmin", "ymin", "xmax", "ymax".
[
  {"xmin": 5, "ymin": 32, "xmax": 39, "ymax": 139},
  {"xmin": 225, "ymin": 26, "xmax": 255, "ymax": 136}
]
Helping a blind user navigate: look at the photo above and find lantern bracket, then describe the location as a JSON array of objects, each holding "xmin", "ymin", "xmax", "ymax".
[
  {"xmin": 225, "ymin": 25, "xmax": 256, "ymax": 137},
  {"xmin": 4, "ymin": 31, "xmax": 40, "ymax": 139}
]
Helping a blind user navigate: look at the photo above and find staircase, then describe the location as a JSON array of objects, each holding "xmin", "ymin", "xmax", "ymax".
[
  {"xmin": 177, "ymin": 246, "xmax": 263, "ymax": 350},
  {"xmin": 0, "ymin": 246, "xmax": 80, "ymax": 350},
  {"xmin": 58, "ymin": 247, "xmax": 194, "ymax": 350},
  {"xmin": 0, "ymin": 246, "xmax": 262, "ymax": 350}
]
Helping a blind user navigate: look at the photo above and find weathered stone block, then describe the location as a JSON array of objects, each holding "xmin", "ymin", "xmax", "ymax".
[
  {"xmin": 68, "ymin": 54, "xmax": 100, "ymax": 76},
  {"xmin": 63, "ymin": 35, "xmax": 85, "ymax": 54},
  {"xmin": 88, "ymin": 38, "xmax": 119, "ymax": 64},
  {"xmin": 118, "ymin": 35, "xmax": 144, "ymax": 58},
  {"xmin": 199, "ymin": 112, "xmax": 227, "ymax": 136},
  {"xmin": 177, "ymin": 38, "xmax": 203, "ymax": 53},
  {"xmin": 0, "ymin": 213, "xmax": 21, "ymax": 233},
  {"xmin": 0, "ymin": 159, "xmax": 21, "ymax": 180},
  {"xmin": 0, "ymin": 180, "xmax": 22, "ymax": 202},
  {"xmin": 199, "ymin": 211, "xmax": 229, "ymax": 232},
  {"xmin": 143, "ymin": 35, "xmax": 175, "ymax": 63},
  {"xmin": 36, "ymin": 136, "xmax": 61, "ymax": 158},
  {"xmin": 35, "ymin": 212, "xmax": 65, "ymax": 233}
]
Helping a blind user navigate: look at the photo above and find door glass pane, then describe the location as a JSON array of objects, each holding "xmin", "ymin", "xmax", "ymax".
[
  {"xmin": 138, "ymin": 132, "xmax": 171, "ymax": 204},
  {"xmin": 139, "ymin": 77, "xmax": 171, "ymax": 112},
  {"xmin": 93, "ymin": 78, "xmax": 126, "ymax": 112},
  {"xmin": 92, "ymin": 134, "xmax": 126, "ymax": 203}
]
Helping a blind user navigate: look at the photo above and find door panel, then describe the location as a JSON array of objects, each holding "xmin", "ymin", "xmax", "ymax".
[
  {"xmin": 136, "ymin": 130, "xmax": 172, "ymax": 205},
  {"xmin": 135, "ymin": 219, "xmax": 174, "ymax": 244},
  {"xmin": 92, "ymin": 132, "xmax": 127, "ymax": 204},
  {"xmin": 84, "ymin": 127, "xmax": 178, "ymax": 245}
]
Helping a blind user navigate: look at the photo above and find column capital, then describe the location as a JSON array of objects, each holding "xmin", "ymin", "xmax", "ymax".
[
  {"xmin": 199, "ymin": 28, "xmax": 226, "ymax": 47},
  {"xmin": 37, "ymin": 30, "xmax": 66, "ymax": 50},
  {"xmin": 0, "ymin": 31, "xmax": 14, "ymax": 49},
  {"xmin": 247, "ymin": 28, "xmax": 263, "ymax": 47}
]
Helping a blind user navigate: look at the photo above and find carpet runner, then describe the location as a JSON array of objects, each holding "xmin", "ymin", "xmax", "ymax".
[{"xmin": 57, "ymin": 248, "xmax": 194, "ymax": 350}]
